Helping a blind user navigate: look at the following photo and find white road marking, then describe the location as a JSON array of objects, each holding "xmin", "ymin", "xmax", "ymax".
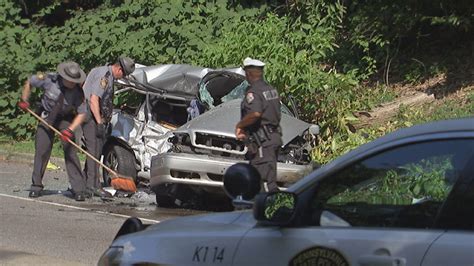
[{"xmin": 0, "ymin": 193, "xmax": 161, "ymax": 224}]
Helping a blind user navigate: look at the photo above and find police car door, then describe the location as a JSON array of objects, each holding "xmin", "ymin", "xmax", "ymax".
[
  {"xmin": 421, "ymin": 154, "xmax": 474, "ymax": 266},
  {"xmin": 233, "ymin": 138, "xmax": 471, "ymax": 266}
]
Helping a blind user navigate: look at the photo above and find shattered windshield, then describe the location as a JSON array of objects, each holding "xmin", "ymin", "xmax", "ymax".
[
  {"xmin": 199, "ymin": 79, "xmax": 249, "ymax": 109},
  {"xmin": 198, "ymin": 71, "xmax": 248, "ymax": 109}
]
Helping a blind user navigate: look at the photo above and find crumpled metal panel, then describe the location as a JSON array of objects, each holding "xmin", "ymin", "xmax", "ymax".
[
  {"xmin": 110, "ymin": 110, "xmax": 139, "ymax": 144},
  {"xmin": 110, "ymin": 110, "xmax": 172, "ymax": 171},
  {"xmin": 128, "ymin": 64, "xmax": 209, "ymax": 97},
  {"xmin": 136, "ymin": 121, "xmax": 173, "ymax": 170}
]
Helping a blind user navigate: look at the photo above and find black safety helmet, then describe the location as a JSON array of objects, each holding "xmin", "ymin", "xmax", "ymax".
[{"xmin": 117, "ymin": 56, "xmax": 135, "ymax": 76}]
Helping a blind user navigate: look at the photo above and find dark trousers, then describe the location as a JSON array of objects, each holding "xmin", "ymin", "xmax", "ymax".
[
  {"xmin": 249, "ymin": 144, "xmax": 279, "ymax": 192},
  {"xmin": 82, "ymin": 118, "xmax": 101, "ymax": 189},
  {"xmin": 31, "ymin": 120, "xmax": 86, "ymax": 193}
]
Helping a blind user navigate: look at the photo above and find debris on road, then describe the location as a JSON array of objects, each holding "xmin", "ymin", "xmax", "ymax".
[
  {"xmin": 103, "ymin": 187, "xmax": 117, "ymax": 196},
  {"xmin": 131, "ymin": 191, "xmax": 155, "ymax": 204},
  {"xmin": 46, "ymin": 161, "xmax": 60, "ymax": 170}
]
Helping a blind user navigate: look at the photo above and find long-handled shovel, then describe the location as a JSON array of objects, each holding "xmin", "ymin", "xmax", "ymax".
[{"xmin": 25, "ymin": 107, "xmax": 137, "ymax": 192}]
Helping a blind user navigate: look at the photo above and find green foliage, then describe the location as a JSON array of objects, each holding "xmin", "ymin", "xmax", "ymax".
[
  {"xmin": 403, "ymin": 62, "xmax": 425, "ymax": 84},
  {"xmin": 0, "ymin": 0, "xmax": 41, "ymax": 139},
  {"xmin": 0, "ymin": 0, "xmax": 265, "ymax": 138},
  {"xmin": 1, "ymin": 0, "xmax": 472, "ymax": 167},
  {"xmin": 193, "ymin": 2, "xmax": 393, "ymax": 138},
  {"xmin": 335, "ymin": 0, "xmax": 473, "ymax": 78},
  {"xmin": 315, "ymin": 89, "xmax": 473, "ymax": 165},
  {"xmin": 313, "ymin": 131, "xmax": 373, "ymax": 164}
]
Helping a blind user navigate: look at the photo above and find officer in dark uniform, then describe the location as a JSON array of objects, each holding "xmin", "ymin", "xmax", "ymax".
[
  {"xmin": 18, "ymin": 62, "xmax": 88, "ymax": 201},
  {"xmin": 235, "ymin": 57, "xmax": 282, "ymax": 192},
  {"xmin": 82, "ymin": 56, "xmax": 135, "ymax": 197}
]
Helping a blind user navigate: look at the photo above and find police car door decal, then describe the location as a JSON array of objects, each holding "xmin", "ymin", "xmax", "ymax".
[{"xmin": 289, "ymin": 246, "xmax": 349, "ymax": 266}]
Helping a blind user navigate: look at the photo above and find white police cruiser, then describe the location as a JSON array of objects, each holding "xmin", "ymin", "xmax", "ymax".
[{"xmin": 99, "ymin": 117, "xmax": 474, "ymax": 266}]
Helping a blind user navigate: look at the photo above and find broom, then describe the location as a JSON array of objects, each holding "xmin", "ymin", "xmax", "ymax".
[{"xmin": 25, "ymin": 107, "xmax": 137, "ymax": 192}]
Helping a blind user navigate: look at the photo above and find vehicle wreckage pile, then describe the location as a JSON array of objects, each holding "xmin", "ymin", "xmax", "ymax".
[{"xmin": 101, "ymin": 64, "xmax": 319, "ymax": 207}]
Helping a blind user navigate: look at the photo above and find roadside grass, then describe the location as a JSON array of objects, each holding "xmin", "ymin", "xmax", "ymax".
[
  {"xmin": 313, "ymin": 89, "xmax": 473, "ymax": 164},
  {"xmin": 0, "ymin": 135, "xmax": 86, "ymax": 161}
]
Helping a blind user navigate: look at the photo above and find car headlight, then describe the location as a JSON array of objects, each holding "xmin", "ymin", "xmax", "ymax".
[{"xmin": 98, "ymin": 247, "xmax": 124, "ymax": 266}]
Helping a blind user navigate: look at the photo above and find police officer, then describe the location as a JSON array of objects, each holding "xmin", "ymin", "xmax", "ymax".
[
  {"xmin": 18, "ymin": 61, "xmax": 88, "ymax": 201},
  {"xmin": 82, "ymin": 56, "xmax": 135, "ymax": 197},
  {"xmin": 235, "ymin": 57, "xmax": 282, "ymax": 192}
]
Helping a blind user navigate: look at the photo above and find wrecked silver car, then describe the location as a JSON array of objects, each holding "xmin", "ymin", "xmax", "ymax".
[{"xmin": 104, "ymin": 64, "xmax": 318, "ymax": 207}]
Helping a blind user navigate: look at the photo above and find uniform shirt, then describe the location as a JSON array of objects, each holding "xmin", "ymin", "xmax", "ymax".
[
  {"xmin": 30, "ymin": 73, "xmax": 86, "ymax": 115},
  {"xmin": 82, "ymin": 65, "xmax": 115, "ymax": 122},
  {"xmin": 241, "ymin": 79, "xmax": 282, "ymax": 146},
  {"xmin": 241, "ymin": 79, "xmax": 281, "ymax": 130}
]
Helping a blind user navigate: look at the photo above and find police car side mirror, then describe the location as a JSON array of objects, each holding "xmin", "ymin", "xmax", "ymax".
[
  {"xmin": 223, "ymin": 163, "xmax": 261, "ymax": 209},
  {"xmin": 114, "ymin": 217, "xmax": 147, "ymax": 240},
  {"xmin": 254, "ymin": 191, "xmax": 297, "ymax": 224}
]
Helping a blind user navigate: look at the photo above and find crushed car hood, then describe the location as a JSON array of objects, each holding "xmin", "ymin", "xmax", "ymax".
[{"xmin": 175, "ymin": 99, "xmax": 310, "ymax": 146}]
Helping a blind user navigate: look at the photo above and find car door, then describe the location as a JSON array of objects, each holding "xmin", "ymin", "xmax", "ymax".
[
  {"xmin": 233, "ymin": 138, "xmax": 474, "ymax": 266},
  {"xmin": 421, "ymin": 155, "xmax": 474, "ymax": 266}
]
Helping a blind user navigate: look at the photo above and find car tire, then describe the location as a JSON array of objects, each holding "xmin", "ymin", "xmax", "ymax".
[
  {"xmin": 153, "ymin": 184, "xmax": 178, "ymax": 208},
  {"xmin": 153, "ymin": 184, "xmax": 198, "ymax": 208},
  {"xmin": 155, "ymin": 193, "xmax": 177, "ymax": 208},
  {"xmin": 103, "ymin": 144, "xmax": 137, "ymax": 187}
]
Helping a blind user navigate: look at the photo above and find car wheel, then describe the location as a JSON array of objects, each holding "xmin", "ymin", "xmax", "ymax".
[
  {"xmin": 153, "ymin": 184, "xmax": 178, "ymax": 208},
  {"xmin": 155, "ymin": 193, "xmax": 177, "ymax": 208},
  {"xmin": 103, "ymin": 144, "xmax": 137, "ymax": 187},
  {"xmin": 152, "ymin": 184, "xmax": 198, "ymax": 208}
]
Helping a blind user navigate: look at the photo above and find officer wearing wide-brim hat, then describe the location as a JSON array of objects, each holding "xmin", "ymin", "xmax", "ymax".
[
  {"xmin": 235, "ymin": 57, "xmax": 282, "ymax": 192},
  {"xmin": 18, "ymin": 61, "xmax": 89, "ymax": 201},
  {"xmin": 81, "ymin": 56, "xmax": 135, "ymax": 198}
]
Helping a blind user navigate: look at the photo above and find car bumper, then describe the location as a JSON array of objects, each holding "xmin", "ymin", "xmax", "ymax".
[{"xmin": 150, "ymin": 152, "xmax": 312, "ymax": 188}]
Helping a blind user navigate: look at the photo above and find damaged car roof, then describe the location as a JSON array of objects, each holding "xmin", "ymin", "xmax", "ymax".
[{"xmin": 125, "ymin": 64, "xmax": 245, "ymax": 101}]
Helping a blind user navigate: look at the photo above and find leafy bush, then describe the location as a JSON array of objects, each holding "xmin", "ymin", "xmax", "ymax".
[
  {"xmin": 1, "ymin": 0, "xmax": 472, "ymax": 164},
  {"xmin": 0, "ymin": 1, "xmax": 40, "ymax": 139},
  {"xmin": 0, "ymin": 0, "xmax": 265, "ymax": 139},
  {"xmin": 193, "ymin": 3, "xmax": 393, "ymax": 138}
]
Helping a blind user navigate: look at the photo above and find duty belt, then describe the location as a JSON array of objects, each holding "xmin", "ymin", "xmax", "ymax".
[
  {"xmin": 264, "ymin": 124, "xmax": 281, "ymax": 134},
  {"xmin": 246, "ymin": 124, "xmax": 280, "ymax": 147}
]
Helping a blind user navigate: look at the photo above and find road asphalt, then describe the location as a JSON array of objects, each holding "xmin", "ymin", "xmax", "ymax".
[
  {"xmin": 0, "ymin": 248, "xmax": 83, "ymax": 266},
  {"xmin": 0, "ymin": 195, "xmax": 124, "ymax": 265},
  {"xmin": 0, "ymin": 149, "xmax": 205, "ymax": 265}
]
